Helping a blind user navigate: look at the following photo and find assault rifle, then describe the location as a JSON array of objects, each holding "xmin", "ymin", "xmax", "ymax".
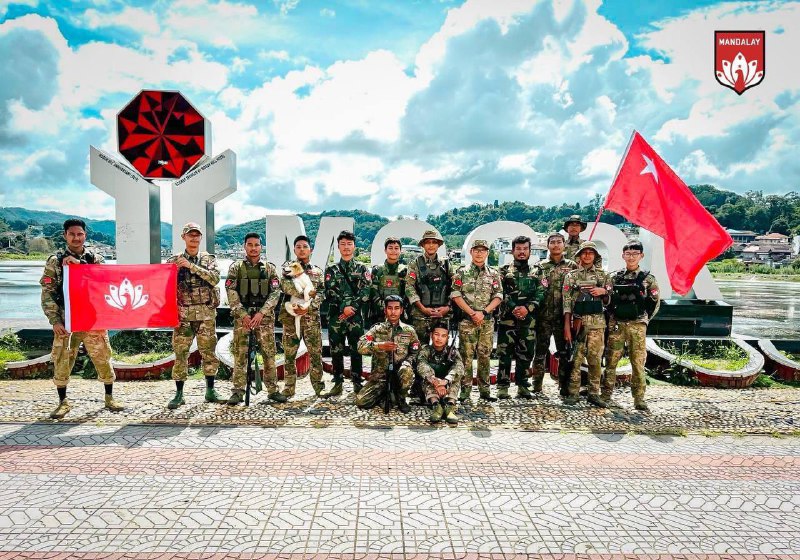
[
  {"xmin": 245, "ymin": 327, "xmax": 263, "ymax": 406},
  {"xmin": 382, "ymin": 345, "xmax": 398, "ymax": 413}
]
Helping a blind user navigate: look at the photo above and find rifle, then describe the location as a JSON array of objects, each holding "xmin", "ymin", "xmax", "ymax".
[
  {"xmin": 245, "ymin": 326, "xmax": 263, "ymax": 406},
  {"xmin": 382, "ymin": 325, "xmax": 399, "ymax": 413}
]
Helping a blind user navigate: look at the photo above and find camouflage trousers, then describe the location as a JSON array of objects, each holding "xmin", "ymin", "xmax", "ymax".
[
  {"xmin": 496, "ymin": 320, "xmax": 535, "ymax": 387},
  {"xmin": 458, "ymin": 318, "xmax": 494, "ymax": 390},
  {"xmin": 532, "ymin": 317, "xmax": 569, "ymax": 390},
  {"xmin": 231, "ymin": 319, "xmax": 277, "ymax": 394},
  {"xmin": 410, "ymin": 310, "xmax": 451, "ymax": 346},
  {"xmin": 328, "ymin": 317, "xmax": 364, "ymax": 383},
  {"xmin": 355, "ymin": 363, "xmax": 414, "ymax": 409},
  {"xmin": 423, "ymin": 372, "xmax": 463, "ymax": 404},
  {"xmin": 603, "ymin": 320, "xmax": 647, "ymax": 402},
  {"xmin": 569, "ymin": 327, "xmax": 605, "ymax": 397},
  {"xmin": 52, "ymin": 330, "xmax": 115, "ymax": 388},
  {"xmin": 172, "ymin": 319, "xmax": 219, "ymax": 381},
  {"xmin": 282, "ymin": 314, "xmax": 324, "ymax": 395}
]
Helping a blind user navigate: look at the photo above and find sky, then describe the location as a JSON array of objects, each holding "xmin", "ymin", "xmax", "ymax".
[{"xmin": 0, "ymin": 0, "xmax": 798, "ymax": 226}]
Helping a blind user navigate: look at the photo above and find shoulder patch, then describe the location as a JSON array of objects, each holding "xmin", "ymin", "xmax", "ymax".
[
  {"xmin": 270, "ymin": 278, "xmax": 279, "ymax": 288},
  {"xmin": 41, "ymin": 276, "xmax": 53, "ymax": 284},
  {"xmin": 225, "ymin": 278, "xmax": 234, "ymax": 287},
  {"xmin": 364, "ymin": 270, "xmax": 372, "ymax": 281},
  {"xmin": 454, "ymin": 278, "xmax": 463, "ymax": 287},
  {"xmin": 325, "ymin": 272, "xmax": 331, "ymax": 281},
  {"xmin": 365, "ymin": 334, "xmax": 374, "ymax": 342},
  {"xmin": 408, "ymin": 271, "xmax": 417, "ymax": 280},
  {"xmin": 651, "ymin": 288, "xmax": 659, "ymax": 297},
  {"xmin": 411, "ymin": 342, "xmax": 420, "ymax": 352},
  {"xmin": 541, "ymin": 278, "xmax": 549, "ymax": 288}
]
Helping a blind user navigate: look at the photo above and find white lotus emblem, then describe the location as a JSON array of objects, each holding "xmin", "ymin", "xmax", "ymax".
[
  {"xmin": 104, "ymin": 278, "xmax": 149, "ymax": 310},
  {"xmin": 716, "ymin": 52, "xmax": 764, "ymax": 91}
]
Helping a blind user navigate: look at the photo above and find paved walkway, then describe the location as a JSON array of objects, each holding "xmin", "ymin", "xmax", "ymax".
[
  {"xmin": 0, "ymin": 423, "xmax": 799, "ymax": 557},
  {"xmin": 1, "ymin": 377, "xmax": 799, "ymax": 435}
]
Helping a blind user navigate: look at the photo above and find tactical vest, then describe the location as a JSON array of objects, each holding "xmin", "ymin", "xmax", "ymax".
[
  {"xmin": 236, "ymin": 260, "xmax": 271, "ymax": 308},
  {"xmin": 375, "ymin": 264, "xmax": 405, "ymax": 298},
  {"xmin": 427, "ymin": 348, "xmax": 456, "ymax": 379},
  {"xmin": 178, "ymin": 256, "xmax": 219, "ymax": 307},
  {"xmin": 53, "ymin": 250, "xmax": 96, "ymax": 307},
  {"xmin": 573, "ymin": 279, "xmax": 604, "ymax": 316},
  {"xmin": 610, "ymin": 270, "xmax": 655, "ymax": 320},
  {"xmin": 416, "ymin": 256, "xmax": 449, "ymax": 307}
]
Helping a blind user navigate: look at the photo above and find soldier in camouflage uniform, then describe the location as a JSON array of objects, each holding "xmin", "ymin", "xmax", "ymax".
[
  {"xmin": 451, "ymin": 239, "xmax": 503, "ymax": 402},
  {"xmin": 416, "ymin": 321, "xmax": 463, "ymax": 424},
  {"xmin": 496, "ymin": 236, "xmax": 545, "ymax": 399},
  {"xmin": 563, "ymin": 215, "xmax": 603, "ymax": 269},
  {"xmin": 369, "ymin": 237, "xmax": 407, "ymax": 326},
  {"xmin": 356, "ymin": 295, "xmax": 420, "ymax": 411},
  {"xmin": 405, "ymin": 229, "xmax": 451, "ymax": 344},
  {"xmin": 166, "ymin": 222, "xmax": 221, "ymax": 409},
  {"xmin": 279, "ymin": 235, "xmax": 326, "ymax": 397},
  {"xmin": 562, "ymin": 241, "xmax": 613, "ymax": 407},
  {"xmin": 224, "ymin": 232, "xmax": 286, "ymax": 405},
  {"xmin": 603, "ymin": 239, "xmax": 661, "ymax": 412},
  {"xmin": 323, "ymin": 230, "xmax": 371, "ymax": 398},
  {"xmin": 40, "ymin": 219, "xmax": 123, "ymax": 419},
  {"xmin": 532, "ymin": 233, "xmax": 578, "ymax": 397}
]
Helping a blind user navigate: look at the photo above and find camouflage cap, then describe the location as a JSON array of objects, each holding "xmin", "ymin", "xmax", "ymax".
[
  {"xmin": 418, "ymin": 229, "xmax": 444, "ymax": 246},
  {"xmin": 575, "ymin": 241, "xmax": 599, "ymax": 257},
  {"xmin": 470, "ymin": 239, "xmax": 490, "ymax": 250},
  {"xmin": 182, "ymin": 222, "xmax": 203, "ymax": 235},
  {"xmin": 563, "ymin": 214, "xmax": 587, "ymax": 232}
]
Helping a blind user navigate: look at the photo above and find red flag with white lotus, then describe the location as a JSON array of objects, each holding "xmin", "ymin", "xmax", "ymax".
[
  {"xmin": 64, "ymin": 264, "xmax": 179, "ymax": 331},
  {"xmin": 597, "ymin": 131, "xmax": 732, "ymax": 295}
]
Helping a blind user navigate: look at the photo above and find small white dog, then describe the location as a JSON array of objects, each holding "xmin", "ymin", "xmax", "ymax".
[{"xmin": 283, "ymin": 261, "xmax": 316, "ymax": 334}]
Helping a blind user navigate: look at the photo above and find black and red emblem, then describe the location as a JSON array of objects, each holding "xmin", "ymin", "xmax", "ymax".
[
  {"xmin": 117, "ymin": 90, "xmax": 208, "ymax": 179},
  {"xmin": 714, "ymin": 31, "xmax": 765, "ymax": 95}
]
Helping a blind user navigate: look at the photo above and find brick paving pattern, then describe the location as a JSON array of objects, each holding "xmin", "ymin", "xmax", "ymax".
[{"xmin": 0, "ymin": 422, "xmax": 799, "ymax": 557}]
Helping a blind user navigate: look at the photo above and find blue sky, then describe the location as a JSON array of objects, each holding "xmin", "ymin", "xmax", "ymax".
[{"xmin": 0, "ymin": 0, "xmax": 797, "ymax": 226}]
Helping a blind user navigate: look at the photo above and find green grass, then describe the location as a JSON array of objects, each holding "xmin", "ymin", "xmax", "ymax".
[
  {"xmin": 0, "ymin": 347, "xmax": 26, "ymax": 368},
  {"xmin": 663, "ymin": 341, "xmax": 749, "ymax": 371},
  {"xmin": 779, "ymin": 350, "xmax": 800, "ymax": 363},
  {"xmin": 751, "ymin": 373, "xmax": 800, "ymax": 389},
  {"xmin": 112, "ymin": 351, "xmax": 172, "ymax": 364},
  {"xmin": 0, "ymin": 252, "xmax": 50, "ymax": 261}
]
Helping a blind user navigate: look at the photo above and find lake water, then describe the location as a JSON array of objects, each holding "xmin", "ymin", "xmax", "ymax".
[{"xmin": 1, "ymin": 261, "xmax": 798, "ymax": 338}]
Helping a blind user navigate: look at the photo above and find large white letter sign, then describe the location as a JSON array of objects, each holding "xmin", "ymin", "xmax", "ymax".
[{"xmin": 265, "ymin": 215, "xmax": 355, "ymax": 270}]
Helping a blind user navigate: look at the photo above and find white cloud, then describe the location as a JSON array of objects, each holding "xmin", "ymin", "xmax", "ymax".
[
  {"xmin": 83, "ymin": 6, "xmax": 160, "ymax": 35},
  {"xmin": 320, "ymin": 8, "xmax": 335, "ymax": 18},
  {"xmin": 274, "ymin": 0, "xmax": 299, "ymax": 16}
]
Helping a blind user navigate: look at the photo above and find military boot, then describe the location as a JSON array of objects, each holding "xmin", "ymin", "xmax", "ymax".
[
  {"xmin": 205, "ymin": 387, "xmax": 223, "ymax": 403},
  {"xmin": 516, "ymin": 385, "xmax": 533, "ymax": 399},
  {"xmin": 587, "ymin": 394, "xmax": 609, "ymax": 408},
  {"xmin": 479, "ymin": 389, "xmax": 497, "ymax": 402},
  {"xmin": 443, "ymin": 404, "xmax": 459, "ymax": 425},
  {"xmin": 458, "ymin": 385, "xmax": 471, "ymax": 402},
  {"xmin": 50, "ymin": 399, "xmax": 71, "ymax": 419},
  {"xmin": 532, "ymin": 371, "xmax": 545, "ymax": 393},
  {"xmin": 311, "ymin": 382, "xmax": 324, "ymax": 397},
  {"xmin": 429, "ymin": 402, "xmax": 443, "ymax": 423},
  {"xmin": 323, "ymin": 382, "xmax": 343, "ymax": 398},
  {"xmin": 351, "ymin": 375, "xmax": 363, "ymax": 394},
  {"xmin": 497, "ymin": 386, "xmax": 510, "ymax": 399},
  {"xmin": 227, "ymin": 391, "xmax": 244, "ymax": 405},
  {"xmin": 562, "ymin": 395, "xmax": 580, "ymax": 406},
  {"xmin": 167, "ymin": 391, "xmax": 185, "ymax": 409},
  {"xmin": 634, "ymin": 400, "xmax": 650, "ymax": 412},
  {"xmin": 281, "ymin": 386, "xmax": 296, "ymax": 400},
  {"xmin": 104, "ymin": 395, "xmax": 124, "ymax": 412},
  {"xmin": 269, "ymin": 391, "xmax": 288, "ymax": 403},
  {"xmin": 397, "ymin": 388, "xmax": 411, "ymax": 413}
]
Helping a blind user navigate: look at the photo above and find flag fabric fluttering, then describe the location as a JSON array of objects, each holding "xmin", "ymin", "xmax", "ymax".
[{"xmin": 599, "ymin": 131, "xmax": 732, "ymax": 295}]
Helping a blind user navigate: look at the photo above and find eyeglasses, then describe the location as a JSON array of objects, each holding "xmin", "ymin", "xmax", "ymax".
[{"xmin": 622, "ymin": 251, "xmax": 642, "ymax": 258}]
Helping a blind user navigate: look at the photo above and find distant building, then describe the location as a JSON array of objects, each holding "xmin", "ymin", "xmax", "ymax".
[
  {"xmin": 741, "ymin": 243, "xmax": 793, "ymax": 265},
  {"xmin": 726, "ymin": 229, "xmax": 758, "ymax": 244},
  {"xmin": 754, "ymin": 233, "xmax": 790, "ymax": 245}
]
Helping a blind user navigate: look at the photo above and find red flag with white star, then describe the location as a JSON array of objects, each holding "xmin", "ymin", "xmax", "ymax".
[
  {"xmin": 64, "ymin": 264, "xmax": 179, "ymax": 331},
  {"xmin": 603, "ymin": 131, "xmax": 732, "ymax": 295}
]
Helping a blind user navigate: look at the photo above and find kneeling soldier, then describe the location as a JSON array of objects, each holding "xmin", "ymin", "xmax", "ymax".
[
  {"xmin": 562, "ymin": 241, "xmax": 613, "ymax": 407},
  {"xmin": 603, "ymin": 239, "xmax": 660, "ymax": 411},
  {"xmin": 417, "ymin": 321, "xmax": 463, "ymax": 424},
  {"xmin": 356, "ymin": 295, "xmax": 420, "ymax": 411}
]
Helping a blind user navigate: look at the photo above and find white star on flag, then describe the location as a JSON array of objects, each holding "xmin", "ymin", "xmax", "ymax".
[{"xmin": 640, "ymin": 154, "xmax": 659, "ymax": 184}]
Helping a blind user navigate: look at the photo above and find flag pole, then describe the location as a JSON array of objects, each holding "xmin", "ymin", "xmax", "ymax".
[{"xmin": 588, "ymin": 129, "xmax": 637, "ymax": 241}]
